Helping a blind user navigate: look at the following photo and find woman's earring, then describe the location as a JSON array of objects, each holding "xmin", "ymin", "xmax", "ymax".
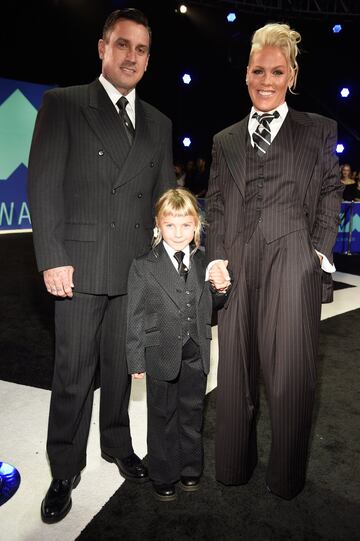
[{"xmin": 153, "ymin": 226, "xmax": 159, "ymax": 238}]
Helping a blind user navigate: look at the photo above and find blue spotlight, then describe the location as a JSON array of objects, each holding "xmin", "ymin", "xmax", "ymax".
[
  {"xmin": 340, "ymin": 87, "xmax": 350, "ymax": 98},
  {"xmin": 227, "ymin": 12, "xmax": 236, "ymax": 23},
  {"xmin": 336, "ymin": 143, "xmax": 345, "ymax": 154},
  {"xmin": 0, "ymin": 462, "xmax": 21, "ymax": 506},
  {"xmin": 182, "ymin": 73, "xmax": 192, "ymax": 85},
  {"xmin": 182, "ymin": 137, "xmax": 192, "ymax": 148},
  {"xmin": 332, "ymin": 24, "xmax": 342, "ymax": 33}
]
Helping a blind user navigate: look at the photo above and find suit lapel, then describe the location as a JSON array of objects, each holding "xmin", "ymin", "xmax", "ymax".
[
  {"xmin": 288, "ymin": 108, "xmax": 319, "ymax": 203},
  {"xmin": 220, "ymin": 117, "xmax": 248, "ymax": 198},
  {"xmin": 147, "ymin": 244, "xmax": 183, "ymax": 308},
  {"xmin": 147, "ymin": 245, "xmax": 205, "ymax": 307},
  {"xmin": 113, "ymin": 99, "xmax": 158, "ymax": 189},
  {"xmin": 189, "ymin": 250, "xmax": 205, "ymax": 303},
  {"xmin": 82, "ymin": 80, "xmax": 158, "ymax": 188},
  {"xmin": 82, "ymin": 80, "xmax": 131, "ymax": 170}
]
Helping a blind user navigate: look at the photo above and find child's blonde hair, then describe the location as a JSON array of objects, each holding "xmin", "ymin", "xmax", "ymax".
[
  {"xmin": 153, "ymin": 188, "xmax": 204, "ymax": 249},
  {"xmin": 249, "ymin": 23, "xmax": 301, "ymax": 91}
]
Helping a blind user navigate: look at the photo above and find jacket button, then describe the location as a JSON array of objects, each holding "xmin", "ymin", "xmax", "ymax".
[
  {"xmin": 137, "ymin": 193, "xmax": 143, "ymax": 198},
  {"xmin": 185, "ymin": 290, "xmax": 190, "ymax": 295},
  {"xmin": 111, "ymin": 222, "xmax": 115, "ymax": 228},
  {"xmin": 177, "ymin": 336, "xmax": 181, "ymax": 340},
  {"xmin": 150, "ymin": 162, "xmax": 154, "ymax": 168},
  {"xmin": 98, "ymin": 150, "xmax": 104, "ymax": 156},
  {"xmin": 111, "ymin": 189, "xmax": 116, "ymax": 195},
  {"xmin": 258, "ymin": 217, "xmax": 262, "ymax": 223},
  {"xmin": 135, "ymin": 223, "xmax": 140, "ymax": 229}
]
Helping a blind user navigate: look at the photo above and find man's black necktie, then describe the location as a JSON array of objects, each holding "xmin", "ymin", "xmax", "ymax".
[
  {"xmin": 252, "ymin": 110, "xmax": 279, "ymax": 156},
  {"xmin": 117, "ymin": 96, "xmax": 135, "ymax": 145},
  {"xmin": 174, "ymin": 251, "xmax": 188, "ymax": 281}
]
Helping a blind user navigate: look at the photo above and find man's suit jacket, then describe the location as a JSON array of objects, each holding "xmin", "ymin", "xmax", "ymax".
[
  {"xmin": 28, "ymin": 79, "xmax": 175, "ymax": 295},
  {"xmin": 126, "ymin": 243, "xmax": 225, "ymax": 381},
  {"xmin": 205, "ymin": 108, "xmax": 342, "ymax": 303}
]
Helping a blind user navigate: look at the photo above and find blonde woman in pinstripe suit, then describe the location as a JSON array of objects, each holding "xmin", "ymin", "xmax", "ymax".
[{"xmin": 206, "ymin": 23, "xmax": 343, "ymax": 499}]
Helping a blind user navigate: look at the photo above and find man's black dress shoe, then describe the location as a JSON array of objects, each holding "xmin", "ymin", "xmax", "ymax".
[
  {"xmin": 179, "ymin": 476, "xmax": 200, "ymax": 492},
  {"xmin": 101, "ymin": 451, "xmax": 148, "ymax": 483},
  {"xmin": 152, "ymin": 482, "xmax": 177, "ymax": 502},
  {"xmin": 41, "ymin": 473, "xmax": 81, "ymax": 524}
]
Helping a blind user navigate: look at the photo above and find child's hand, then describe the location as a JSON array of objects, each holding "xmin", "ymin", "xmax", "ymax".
[
  {"xmin": 209, "ymin": 260, "xmax": 231, "ymax": 291},
  {"xmin": 133, "ymin": 372, "xmax": 145, "ymax": 379}
]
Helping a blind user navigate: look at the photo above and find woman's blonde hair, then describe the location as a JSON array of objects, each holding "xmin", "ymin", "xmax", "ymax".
[
  {"xmin": 249, "ymin": 23, "xmax": 301, "ymax": 91},
  {"xmin": 153, "ymin": 188, "xmax": 204, "ymax": 249}
]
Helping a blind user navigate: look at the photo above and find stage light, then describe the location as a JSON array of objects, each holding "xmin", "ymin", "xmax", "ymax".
[
  {"xmin": 340, "ymin": 87, "xmax": 350, "ymax": 98},
  {"xmin": 227, "ymin": 12, "xmax": 236, "ymax": 23},
  {"xmin": 0, "ymin": 461, "xmax": 21, "ymax": 506},
  {"xmin": 336, "ymin": 143, "xmax": 345, "ymax": 153},
  {"xmin": 332, "ymin": 24, "xmax": 342, "ymax": 33},
  {"xmin": 182, "ymin": 73, "xmax": 192, "ymax": 85},
  {"xmin": 179, "ymin": 4, "xmax": 187, "ymax": 14},
  {"xmin": 182, "ymin": 137, "xmax": 191, "ymax": 148}
]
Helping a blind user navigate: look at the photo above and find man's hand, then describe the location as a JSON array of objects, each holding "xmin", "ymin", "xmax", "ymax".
[
  {"xmin": 43, "ymin": 266, "xmax": 74, "ymax": 297},
  {"xmin": 209, "ymin": 260, "xmax": 231, "ymax": 292}
]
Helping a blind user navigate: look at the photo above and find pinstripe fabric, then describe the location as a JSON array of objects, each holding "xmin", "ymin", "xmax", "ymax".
[
  {"xmin": 27, "ymin": 79, "xmax": 175, "ymax": 477},
  {"xmin": 205, "ymin": 107, "xmax": 343, "ymax": 499},
  {"xmin": 28, "ymin": 80, "xmax": 175, "ymax": 295},
  {"xmin": 48, "ymin": 293, "xmax": 131, "ymax": 478}
]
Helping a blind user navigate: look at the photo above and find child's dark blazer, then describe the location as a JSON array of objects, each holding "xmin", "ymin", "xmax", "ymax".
[{"xmin": 126, "ymin": 242, "xmax": 225, "ymax": 381}]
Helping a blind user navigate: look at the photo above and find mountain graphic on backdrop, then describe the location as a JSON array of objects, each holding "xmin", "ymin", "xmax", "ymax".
[{"xmin": 0, "ymin": 89, "xmax": 37, "ymax": 180}]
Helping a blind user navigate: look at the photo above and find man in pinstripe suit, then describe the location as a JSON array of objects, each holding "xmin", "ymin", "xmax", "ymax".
[
  {"xmin": 28, "ymin": 8, "xmax": 175, "ymax": 523},
  {"xmin": 206, "ymin": 23, "xmax": 343, "ymax": 499}
]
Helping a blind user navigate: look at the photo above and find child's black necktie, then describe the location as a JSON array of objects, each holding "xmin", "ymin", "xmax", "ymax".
[{"xmin": 174, "ymin": 251, "xmax": 188, "ymax": 281}]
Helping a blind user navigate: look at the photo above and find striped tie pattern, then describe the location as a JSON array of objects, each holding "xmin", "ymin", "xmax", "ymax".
[{"xmin": 252, "ymin": 111, "xmax": 279, "ymax": 156}]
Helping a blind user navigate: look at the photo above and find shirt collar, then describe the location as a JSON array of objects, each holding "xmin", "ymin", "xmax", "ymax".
[
  {"xmin": 98, "ymin": 74, "xmax": 136, "ymax": 114},
  {"xmin": 249, "ymin": 101, "xmax": 288, "ymax": 123},
  {"xmin": 163, "ymin": 241, "xmax": 190, "ymax": 259}
]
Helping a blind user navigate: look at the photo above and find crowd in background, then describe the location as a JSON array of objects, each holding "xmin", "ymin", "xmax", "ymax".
[{"xmin": 174, "ymin": 157, "xmax": 210, "ymax": 198}]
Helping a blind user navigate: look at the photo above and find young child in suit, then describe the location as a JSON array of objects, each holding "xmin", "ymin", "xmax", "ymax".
[{"xmin": 126, "ymin": 188, "xmax": 227, "ymax": 501}]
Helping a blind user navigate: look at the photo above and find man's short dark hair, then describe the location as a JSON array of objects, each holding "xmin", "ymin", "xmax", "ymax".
[{"xmin": 102, "ymin": 8, "xmax": 152, "ymax": 49}]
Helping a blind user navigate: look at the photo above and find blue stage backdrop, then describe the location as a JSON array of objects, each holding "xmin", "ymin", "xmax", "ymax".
[
  {"xmin": 333, "ymin": 202, "xmax": 360, "ymax": 255},
  {"xmin": 0, "ymin": 78, "xmax": 54, "ymax": 232}
]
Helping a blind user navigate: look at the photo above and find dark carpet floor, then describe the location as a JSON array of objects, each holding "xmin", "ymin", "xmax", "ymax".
[
  {"xmin": 76, "ymin": 309, "xmax": 360, "ymax": 541},
  {"xmin": 1, "ymin": 234, "xmax": 360, "ymax": 540}
]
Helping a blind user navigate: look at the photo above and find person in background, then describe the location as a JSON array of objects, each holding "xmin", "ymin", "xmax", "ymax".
[
  {"xmin": 27, "ymin": 8, "xmax": 175, "ymax": 523},
  {"xmin": 190, "ymin": 157, "xmax": 209, "ymax": 198},
  {"xmin": 206, "ymin": 22, "xmax": 342, "ymax": 500},
  {"xmin": 184, "ymin": 158, "xmax": 196, "ymax": 190},
  {"xmin": 340, "ymin": 163, "xmax": 357, "ymax": 201},
  {"xmin": 126, "ymin": 188, "xmax": 227, "ymax": 501},
  {"xmin": 353, "ymin": 171, "xmax": 360, "ymax": 201},
  {"xmin": 174, "ymin": 161, "xmax": 186, "ymax": 187}
]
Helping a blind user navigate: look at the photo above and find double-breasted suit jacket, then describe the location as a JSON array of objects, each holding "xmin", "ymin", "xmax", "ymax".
[
  {"xmin": 28, "ymin": 79, "xmax": 175, "ymax": 295},
  {"xmin": 27, "ymin": 79, "xmax": 175, "ymax": 479},
  {"xmin": 205, "ymin": 107, "xmax": 343, "ymax": 499},
  {"xmin": 126, "ymin": 243, "xmax": 223, "ymax": 381}
]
